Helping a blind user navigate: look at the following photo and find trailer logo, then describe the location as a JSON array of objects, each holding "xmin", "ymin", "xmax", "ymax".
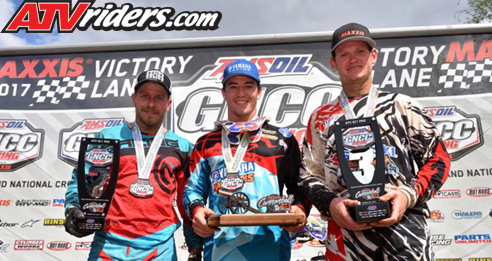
[
  {"xmin": 0, "ymin": 120, "xmax": 44, "ymax": 172},
  {"xmin": 2, "ymin": 1, "xmax": 221, "ymax": 33},
  {"xmin": 425, "ymin": 106, "xmax": 483, "ymax": 161},
  {"xmin": 58, "ymin": 118, "xmax": 125, "ymax": 166}
]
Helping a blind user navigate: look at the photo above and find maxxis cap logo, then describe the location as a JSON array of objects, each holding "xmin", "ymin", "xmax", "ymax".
[
  {"xmin": 425, "ymin": 106, "xmax": 483, "ymax": 161},
  {"xmin": 0, "ymin": 119, "xmax": 44, "ymax": 172},
  {"xmin": 58, "ymin": 118, "xmax": 125, "ymax": 166}
]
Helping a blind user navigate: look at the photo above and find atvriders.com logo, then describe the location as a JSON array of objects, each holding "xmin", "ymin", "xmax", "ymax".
[{"xmin": 2, "ymin": 1, "xmax": 222, "ymax": 33}]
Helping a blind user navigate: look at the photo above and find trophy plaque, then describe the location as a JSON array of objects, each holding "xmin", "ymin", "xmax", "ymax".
[
  {"xmin": 76, "ymin": 137, "xmax": 120, "ymax": 232},
  {"xmin": 334, "ymin": 117, "xmax": 390, "ymax": 222},
  {"xmin": 207, "ymin": 190, "xmax": 305, "ymax": 226}
]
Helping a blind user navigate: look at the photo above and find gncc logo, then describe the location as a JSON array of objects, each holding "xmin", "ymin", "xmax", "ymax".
[
  {"xmin": 58, "ymin": 118, "xmax": 125, "ymax": 166},
  {"xmin": 425, "ymin": 106, "xmax": 483, "ymax": 161},
  {"xmin": 0, "ymin": 120, "xmax": 44, "ymax": 172},
  {"xmin": 2, "ymin": 1, "xmax": 221, "ymax": 33}
]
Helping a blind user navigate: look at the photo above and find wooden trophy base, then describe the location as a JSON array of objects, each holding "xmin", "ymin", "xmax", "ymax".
[{"xmin": 207, "ymin": 213, "xmax": 305, "ymax": 227}]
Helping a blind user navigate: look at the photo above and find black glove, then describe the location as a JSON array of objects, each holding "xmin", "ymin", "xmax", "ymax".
[
  {"xmin": 65, "ymin": 206, "xmax": 93, "ymax": 238},
  {"xmin": 187, "ymin": 249, "xmax": 202, "ymax": 261}
]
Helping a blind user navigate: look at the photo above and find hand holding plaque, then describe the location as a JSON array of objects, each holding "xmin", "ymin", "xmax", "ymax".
[
  {"xmin": 334, "ymin": 117, "xmax": 391, "ymax": 222},
  {"xmin": 76, "ymin": 138, "xmax": 120, "ymax": 232},
  {"xmin": 207, "ymin": 190, "xmax": 305, "ymax": 226}
]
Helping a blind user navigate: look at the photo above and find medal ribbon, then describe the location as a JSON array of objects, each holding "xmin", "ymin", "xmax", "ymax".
[
  {"xmin": 338, "ymin": 85, "xmax": 378, "ymax": 119},
  {"xmin": 221, "ymin": 129, "xmax": 250, "ymax": 174},
  {"xmin": 132, "ymin": 122, "xmax": 165, "ymax": 180}
]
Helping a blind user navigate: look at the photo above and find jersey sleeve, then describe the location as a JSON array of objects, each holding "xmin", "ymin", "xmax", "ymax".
[
  {"xmin": 298, "ymin": 112, "xmax": 338, "ymax": 217},
  {"xmin": 183, "ymin": 139, "xmax": 211, "ymax": 219},
  {"xmin": 398, "ymin": 96, "xmax": 451, "ymax": 208},
  {"xmin": 280, "ymin": 129, "xmax": 311, "ymax": 214},
  {"xmin": 176, "ymin": 141, "xmax": 194, "ymax": 226}
]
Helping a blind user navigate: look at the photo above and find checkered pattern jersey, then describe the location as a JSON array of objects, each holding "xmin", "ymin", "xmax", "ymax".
[{"xmin": 299, "ymin": 90, "xmax": 451, "ymax": 260}]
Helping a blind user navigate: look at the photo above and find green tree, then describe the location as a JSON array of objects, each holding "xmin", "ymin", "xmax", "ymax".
[{"xmin": 456, "ymin": 0, "xmax": 492, "ymax": 23}]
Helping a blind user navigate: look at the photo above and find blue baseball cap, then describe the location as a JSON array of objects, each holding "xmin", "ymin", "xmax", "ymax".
[{"xmin": 222, "ymin": 59, "xmax": 260, "ymax": 85}]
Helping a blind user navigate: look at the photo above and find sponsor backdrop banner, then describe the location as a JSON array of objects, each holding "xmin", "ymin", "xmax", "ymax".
[{"xmin": 1, "ymin": 32, "xmax": 491, "ymax": 260}]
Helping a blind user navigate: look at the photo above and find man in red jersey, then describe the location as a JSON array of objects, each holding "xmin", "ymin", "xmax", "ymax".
[{"xmin": 64, "ymin": 70, "xmax": 202, "ymax": 260}]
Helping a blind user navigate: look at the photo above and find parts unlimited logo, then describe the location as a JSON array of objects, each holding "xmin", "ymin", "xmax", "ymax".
[
  {"xmin": 0, "ymin": 119, "xmax": 44, "ymax": 172},
  {"xmin": 2, "ymin": 1, "xmax": 222, "ymax": 33}
]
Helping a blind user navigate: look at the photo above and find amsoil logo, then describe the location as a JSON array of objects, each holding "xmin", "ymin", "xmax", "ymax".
[
  {"xmin": 0, "ymin": 120, "xmax": 44, "ymax": 172},
  {"xmin": 425, "ymin": 106, "xmax": 483, "ymax": 161},
  {"xmin": 206, "ymin": 55, "xmax": 314, "ymax": 82},
  {"xmin": 47, "ymin": 241, "xmax": 71, "ymax": 251},
  {"xmin": 466, "ymin": 187, "xmax": 492, "ymax": 197},
  {"xmin": 2, "ymin": 1, "xmax": 221, "ymax": 33},
  {"xmin": 75, "ymin": 242, "xmax": 91, "ymax": 250},
  {"xmin": 58, "ymin": 118, "xmax": 125, "ymax": 166},
  {"xmin": 14, "ymin": 240, "xmax": 44, "ymax": 250},
  {"xmin": 433, "ymin": 189, "xmax": 461, "ymax": 199}
]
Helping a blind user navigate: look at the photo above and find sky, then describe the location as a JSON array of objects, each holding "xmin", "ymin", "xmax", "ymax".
[{"xmin": 0, "ymin": 0, "xmax": 479, "ymax": 48}]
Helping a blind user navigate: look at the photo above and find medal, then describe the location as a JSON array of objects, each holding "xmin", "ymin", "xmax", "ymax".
[{"xmin": 129, "ymin": 122, "xmax": 165, "ymax": 197}]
